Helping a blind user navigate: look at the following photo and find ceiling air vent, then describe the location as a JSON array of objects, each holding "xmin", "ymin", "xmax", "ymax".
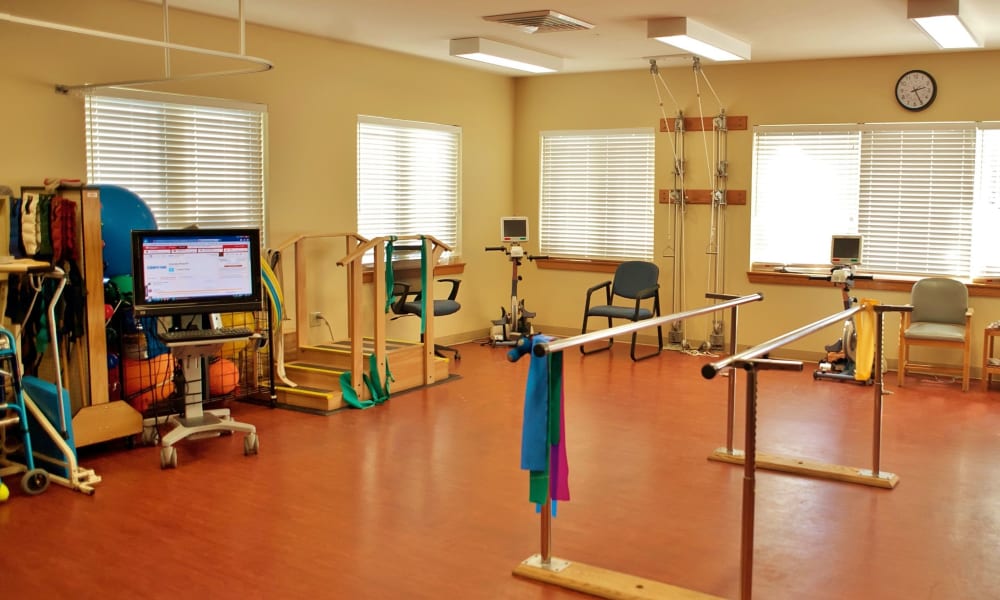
[{"xmin": 483, "ymin": 10, "xmax": 595, "ymax": 34}]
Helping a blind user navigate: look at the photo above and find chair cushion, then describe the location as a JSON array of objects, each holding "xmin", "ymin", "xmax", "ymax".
[
  {"xmin": 402, "ymin": 299, "xmax": 460, "ymax": 317},
  {"xmin": 587, "ymin": 305, "xmax": 653, "ymax": 320},
  {"xmin": 904, "ymin": 321, "xmax": 967, "ymax": 343}
]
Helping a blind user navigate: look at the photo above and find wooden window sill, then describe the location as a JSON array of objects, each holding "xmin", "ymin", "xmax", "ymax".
[
  {"xmin": 363, "ymin": 259, "xmax": 465, "ymax": 283},
  {"xmin": 746, "ymin": 270, "xmax": 1000, "ymax": 298},
  {"xmin": 535, "ymin": 258, "xmax": 621, "ymax": 274}
]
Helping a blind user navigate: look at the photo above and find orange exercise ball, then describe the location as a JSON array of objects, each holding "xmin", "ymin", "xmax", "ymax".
[
  {"xmin": 122, "ymin": 354, "xmax": 176, "ymax": 413},
  {"xmin": 209, "ymin": 358, "xmax": 240, "ymax": 397}
]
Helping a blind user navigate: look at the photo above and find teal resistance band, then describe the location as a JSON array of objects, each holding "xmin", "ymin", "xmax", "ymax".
[
  {"xmin": 419, "ymin": 235, "xmax": 428, "ymax": 334},
  {"xmin": 384, "ymin": 236, "xmax": 397, "ymax": 313},
  {"xmin": 338, "ymin": 354, "xmax": 393, "ymax": 409}
]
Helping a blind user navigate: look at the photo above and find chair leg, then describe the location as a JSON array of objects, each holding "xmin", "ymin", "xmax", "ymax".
[
  {"xmin": 435, "ymin": 344, "xmax": 460, "ymax": 360},
  {"xmin": 629, "ymin": 322, "xmax": 663, "ymax": 362},
  {"xmin": 580, "ymin": 313, "xmax": 613, "ymax": 356}
]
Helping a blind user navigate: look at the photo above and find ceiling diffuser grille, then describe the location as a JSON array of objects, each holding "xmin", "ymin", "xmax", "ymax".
[{"xmin": 483, "ymin": 10, "xmax": 594, "ymax": 33}]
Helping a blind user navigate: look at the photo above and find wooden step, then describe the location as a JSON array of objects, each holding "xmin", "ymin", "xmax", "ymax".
[
  {"xmin": 274, "ymin": 384, "xmax": 344, "ymax": 412},
  {"xmin": 296, "ymin": 338, "xmax": 424, "ymax": 370},
  {"xmin": 284, "ymin": 361, "xmax": 345, "ymax": 390}
]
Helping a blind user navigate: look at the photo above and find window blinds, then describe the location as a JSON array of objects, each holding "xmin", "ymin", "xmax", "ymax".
[
  {"xmin": 751, "ymin": 122, "xmax": 1000, "ymax": 278},
  {"xmin": 85, "ymin": 89, "xmax": 266, "ymax": 232},
  {"xmin": 859, "ymin": 125, "xmax": 977, "ymax": 276},
  {"xmin": 539, "ymin": 129, "xmax": 655, "ymax": 261},
  {"xmin": 357, "ymin": 116, "xmax": 461, "ymax": 256}
]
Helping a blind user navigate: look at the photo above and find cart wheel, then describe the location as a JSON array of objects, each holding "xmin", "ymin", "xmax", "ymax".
[
  {"xmin": 141, "ymin": 426, "xmax": 159, "ymax": 446},
  {"xmin": 160, "ymin": 446, "xmax": 178, "ymax": 469},
  {"xmin": 22, "ymin": 469, "xmax": 49, "ymax": 495},
  {"xmin": 244, "ymin": 433, "xmax": 259, "ymax": 456}
]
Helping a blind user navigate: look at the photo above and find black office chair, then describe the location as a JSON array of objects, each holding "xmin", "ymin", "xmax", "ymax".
[
  {"xmin": 580, "ymin": 261, "xmax": 662, "ymax": 361},
  {"xmin": 391, "ymin": 278, "xmax": 462, "ymax": 360}
]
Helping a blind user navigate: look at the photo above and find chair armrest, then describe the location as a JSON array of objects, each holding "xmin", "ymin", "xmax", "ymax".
[
  {"xmin": 635, "ymin": 284, "xmax": 660, "ymax": 300},
  {"xmin": 584, "ymin": 280, "xmax": 612, "ymax": 313},
  {"xmin": 439, "ymin": 278, "xmax": 461, "ymax": 301},
  {"xmin": 391, "ymin": 282, "xmax": 413, "ymax": 315}
]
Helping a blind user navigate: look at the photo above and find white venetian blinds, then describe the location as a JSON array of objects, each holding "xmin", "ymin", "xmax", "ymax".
[
  {"xmin": 85, "ymin": 89, "xmax": 266, "ymax": 231},
  {"xmin": 752, "ymin": 122, "xmax": 1000, "ymax": 278},
  {"xmin": 539, "ymin": 129, "xmax": 655, "ymax": 261},
  {"xmin": 357, "ymin": 116, "xmax": 461, "ymax": 256}
]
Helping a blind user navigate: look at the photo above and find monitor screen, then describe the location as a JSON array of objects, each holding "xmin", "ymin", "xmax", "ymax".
[
  {"xmin": 130, "ymin": 228, "xmax": 263, "ymax": 318},
  {"xmin": 501, "ymin": 216, "xmax": 528, "ymax": 243},
  {"xmin": 830, "ymin": 235, "xmax": 862, "ymax": 266}
]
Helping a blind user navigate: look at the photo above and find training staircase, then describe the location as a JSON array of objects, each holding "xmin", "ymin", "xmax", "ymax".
[{"xmin": 276, "ymin": 337, "xmax": 451, "ymax": 412}]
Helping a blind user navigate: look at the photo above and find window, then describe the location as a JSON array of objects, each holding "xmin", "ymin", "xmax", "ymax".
[
  {"xmin": 357, "ymin": 116, "xmax": 461, "ymax": 257},
  {"xmin": 85, "ymin": 89, "xmax": 266, "ymax": 232},
  {"xmin": 539, "ymin": 129, "xmax": 655, "ymax": 261},
  {"xmin": 751, "ymin": 122, "xmax": 1000, "ymax": 279}
]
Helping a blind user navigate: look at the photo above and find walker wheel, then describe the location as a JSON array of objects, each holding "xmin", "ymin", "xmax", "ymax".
[
  {"xmin": 160, "ymin": 446, "xmax": 178, "ymax": 469},
  {"xmin": 22, "ymin": 468, "xmax": 50, "ymax": 495},
  {"xmin": 244, "ymin": 433, "xmax": 259, "ymax": 456}
]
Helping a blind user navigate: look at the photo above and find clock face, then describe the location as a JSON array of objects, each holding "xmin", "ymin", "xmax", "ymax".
[{"xmin": 895, "ymin": 70, "xmax": 936, "ymax": 111}]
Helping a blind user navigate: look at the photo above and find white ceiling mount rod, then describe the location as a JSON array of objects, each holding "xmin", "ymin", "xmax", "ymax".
[{"xmin": 0, "ymin": 3, "xmax": 273, "ymax": 94}]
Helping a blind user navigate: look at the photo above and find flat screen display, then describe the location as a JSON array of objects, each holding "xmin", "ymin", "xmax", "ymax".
[
  {"xmin": 130, "ymin": 228, "xmax": 263, "ymax": 318},
  {"xmin": 831, "ymin": 235, "xmax": 862, "ymax": 266},
  {"xmin": 501, "ymin": 216, "xmax": 528, "ymax": 243}
]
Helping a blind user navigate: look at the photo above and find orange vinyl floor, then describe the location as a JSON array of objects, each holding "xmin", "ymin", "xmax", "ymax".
[{"xmin": 3, "ymin": 340, "xmax": 999, "ymax": 599}]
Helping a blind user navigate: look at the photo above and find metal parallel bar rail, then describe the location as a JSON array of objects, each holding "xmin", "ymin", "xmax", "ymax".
[
  {"xmin": 514, "ymin": 292, "xmax": 763, "ymax": 599},
  {"xmin": 531, "ymin": 292, "xmax": 764, "ymax": 357},
  {"xmin": 701, "ymin": 302, "xmax": 909, "ymax": 600}
]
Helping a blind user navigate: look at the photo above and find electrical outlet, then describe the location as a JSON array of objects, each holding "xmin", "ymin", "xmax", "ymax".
[{"xmin": 309, "ymin": 312, "xmax": 323, "ymax": 327}]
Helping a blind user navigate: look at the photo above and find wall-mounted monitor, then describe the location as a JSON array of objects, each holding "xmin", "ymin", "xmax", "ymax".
[
  {"xmin": 501, "ymin": 216, "xmax": 528, "ymax": 243},
  {"xmin": 830, "ymin": 235, "xmax": 862, "ymax": 266},
  {"xmin": 130, "ymin": 228, "xmax": 263, "ymax": 318}
]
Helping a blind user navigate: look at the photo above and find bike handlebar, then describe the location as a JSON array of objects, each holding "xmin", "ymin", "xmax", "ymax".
[{"xmin": 484, "ymin": 246, "xmax": 506, "ymax": 252}]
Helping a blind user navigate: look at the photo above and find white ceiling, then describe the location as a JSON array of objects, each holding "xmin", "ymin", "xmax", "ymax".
[{"xmin": 151, "ymin": 0, "xmax": 998, "ymax": 74}]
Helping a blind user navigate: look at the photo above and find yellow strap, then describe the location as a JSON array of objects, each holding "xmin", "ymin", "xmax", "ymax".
[{"xmin": 853, "ymin": 298, "xmax": 880, "ymax": 381}]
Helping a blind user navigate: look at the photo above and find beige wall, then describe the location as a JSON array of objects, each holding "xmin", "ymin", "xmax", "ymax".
[
  {"xmin": 4, "ymin": 0, "xmax": 1000, "ymax": 367},
  {"xmin": 515, "ymin": 51, "xmax": 1000, "ymax": 366},
  {"xmin": 0, "ymin": 0, "xmax": 514, "ymax": 346}
]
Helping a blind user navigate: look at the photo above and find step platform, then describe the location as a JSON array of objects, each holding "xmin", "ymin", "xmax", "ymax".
[{"xmin": 275, "ymin": 337, "xmax": 451, "ymax": 413}]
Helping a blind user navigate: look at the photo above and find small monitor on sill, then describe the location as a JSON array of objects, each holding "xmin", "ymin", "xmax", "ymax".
[
  {"xmin": 831, "ymin": 234, "xmax": 862, "ymax": 266},
  {"xmin": 501, "ymin": 216, "xmax": 528, "ymax": 243}
]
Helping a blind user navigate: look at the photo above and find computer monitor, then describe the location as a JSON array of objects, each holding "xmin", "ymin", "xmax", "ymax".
[
  {"xmin": 130, "ymin": 228, "xmax": 263, "ymax": 318},
  {"xmin": 830, "ymin": 235, "xmax": 862, "ymax": 266},
  {"xmin": 501, "ymin": 216, "xmax": 528, "ymax": 243}
]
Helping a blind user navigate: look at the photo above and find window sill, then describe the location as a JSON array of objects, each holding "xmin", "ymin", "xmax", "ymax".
[
  {"xmin": 363, "ymin": 259, "xmax": 465, "ymax": 283},
  {"xmin": 535, "ymin": 258, "xmax": 621, "ymax": 274},
  {"xmin": 746, "ymin": 270, "xmax": 1000, "ymax": 298}
]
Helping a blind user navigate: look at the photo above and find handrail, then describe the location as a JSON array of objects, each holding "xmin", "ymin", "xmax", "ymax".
[
  {"xmin": 271, "ymin": 232, "xmax": 369, "ymax": 253},
  {"xmin": 0, "ymin": 6, "xmax": 274, "ymax": 94},
  {"xmin": 337, "ymin": 234, "xmax": 452, "ymax": 267},
  {"xmin": 702, "ymin": 305, "xmax": 860, "ymax": 379},
  {"xmin": 531, "ymin": 292, "xmax": 764, "ymax": 357}
]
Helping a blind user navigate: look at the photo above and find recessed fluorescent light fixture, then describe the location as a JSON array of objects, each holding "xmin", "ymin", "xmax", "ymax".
[
  {"xmin": 908, "ymin": 0, "xmax": 981, "ymax": 49},
  {"xmin": 449, "ymin": 37, "xmax": 561, "ymax": 73},
  {"xmin": 647, "ymin": 17, "xmax": 750, "ymax": 62}
]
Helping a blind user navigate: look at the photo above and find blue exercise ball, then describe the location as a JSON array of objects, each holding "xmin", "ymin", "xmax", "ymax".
[{"xmin": 99, "ymin": 185, "xmax": 157, "ymax": 277}]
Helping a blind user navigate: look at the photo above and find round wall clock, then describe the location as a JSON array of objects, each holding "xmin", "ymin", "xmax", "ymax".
[{"xmin": 895, "ymin": 69, "xmax": 936, "ymax": 111}]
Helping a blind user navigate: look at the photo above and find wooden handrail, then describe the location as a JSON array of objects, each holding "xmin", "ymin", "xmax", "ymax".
[
  {"xmin": 336, "ymin": 234, "xmax": 452, "ymax": 267},
  {"xmin": 272, "ymin": 232, "xmax": 369, "ymax": 253}
]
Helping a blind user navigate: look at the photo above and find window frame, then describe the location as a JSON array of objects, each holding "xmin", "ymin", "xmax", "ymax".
[
  {"xmin": 538, "ymin": 128, "xmax": 656, "ymax": 263},
  {"xmin": 356, "ymin": 115, "xmax": 462, "ymax": 262},
  {"xmin": 750, "ymin": 121, "xmax": 1000, "ymax": 281},
  {"xmin": 85, "ymin": 88, "xmax": 267, "ymax": 235}
]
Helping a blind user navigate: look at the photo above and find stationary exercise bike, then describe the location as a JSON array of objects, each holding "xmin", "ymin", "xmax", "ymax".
[
  {"xmin": 811, "ymin": 265, "xmax": 874, "ymax": 385},
  {"xmin": 484, "ymin": 242, "xmax": 547, "ymax": 347}
]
